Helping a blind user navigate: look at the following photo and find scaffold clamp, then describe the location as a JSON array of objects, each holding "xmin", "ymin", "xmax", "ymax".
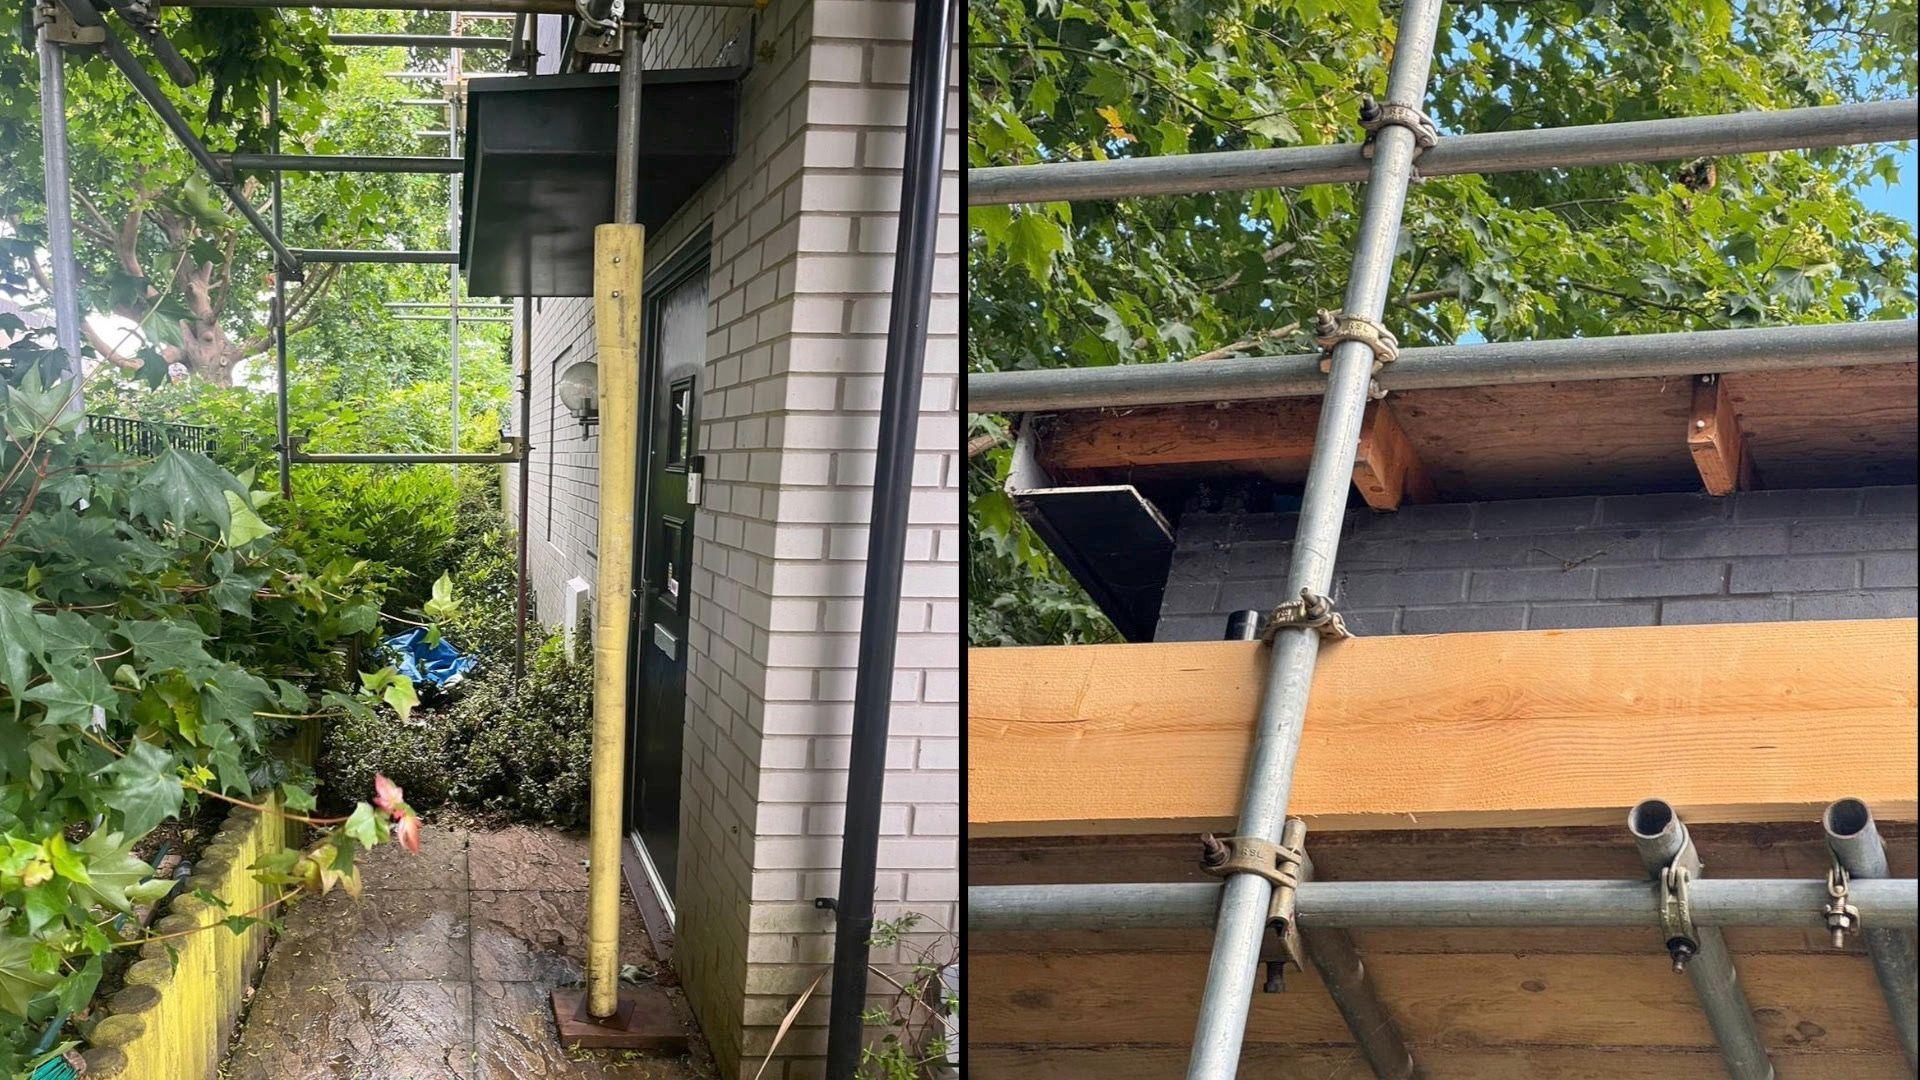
[
  {"xmin": 1315, "ymin": 309, "xmax": 1400, "ymax": 375},
  {"xmin": 1659, "ymin": 859, "xmax": 1700, "ymax": 972},
  {"xmin": 1260, "ymin": 588, "xmax": 1351, "ymax": 643},
  {"xmin": 1824, "ymin": 862, "xmax": 1861, "ymax": 948},
  {"xmin": 1359, "ymin": 97, "xmax": 1440, "ymax": 156},
  {"xmin": 1261, "ymin": 819, "xmax": 1309, "ymax": 993}
]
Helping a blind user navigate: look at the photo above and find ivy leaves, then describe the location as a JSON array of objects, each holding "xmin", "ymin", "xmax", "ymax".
[
  {"xmin": 0, "ymin": 377, "xmax": 438, "ymax": 1047},
  {"xmin": 100, "ymin": 741, "xmax": 186, "ymax": 839}
]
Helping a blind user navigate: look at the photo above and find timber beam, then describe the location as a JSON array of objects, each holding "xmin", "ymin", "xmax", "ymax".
[
  {"xmin": 1689, "ymin": 373, "xmax": 1755, "ymax": 495},
  {"xmin": 968, "ymin": 619, "xmax": 1920, "ymax": 837},
  {"xmin": 1352, "ymin": 400, "xmax": 1433, "ymax": 510},
  {"xmin": 1035, "ymin": 397, "xmax": 1434, "ymax": 509}
]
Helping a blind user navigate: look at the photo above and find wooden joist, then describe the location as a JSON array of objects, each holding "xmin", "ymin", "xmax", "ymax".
[
  {"xmin": 968, "ymin": 619, "xmax": 1920, "ymax": 836},
  {"xmin": 1352, "ymin": 400, "xmax": 1434, "ymax": 510},
  {"xmin": 1689, "ymin": 373, "xmax": 1753, "ymax": 495},
  {"xmin": 1038, "ymin": 397, "xmax": 1436, "ymax": 509}
]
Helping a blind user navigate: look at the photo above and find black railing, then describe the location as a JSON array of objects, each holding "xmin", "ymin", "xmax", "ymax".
[{"xmin": 86, "ymin": 414, "xmax": 214, "ymax": 457}]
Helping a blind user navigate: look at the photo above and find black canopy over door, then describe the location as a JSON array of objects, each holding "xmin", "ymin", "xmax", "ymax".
[{"xmin": 625, "ymin": 241, "xmax": 708, "ymax": 901}]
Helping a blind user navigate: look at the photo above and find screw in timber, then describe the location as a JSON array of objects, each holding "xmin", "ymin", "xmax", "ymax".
[{"xmin": 1831, "ymin": 927, "xmax": 1847, "ymax": 949}]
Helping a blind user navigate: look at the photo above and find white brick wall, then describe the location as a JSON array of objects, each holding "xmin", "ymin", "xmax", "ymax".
[{"xmin": 503, "ymin": 4, "xmax": 958, "ymax": 1075}]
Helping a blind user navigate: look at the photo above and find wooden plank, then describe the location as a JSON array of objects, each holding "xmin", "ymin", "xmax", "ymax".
[
  {"xmin": 1352, "ymin": 400, "xmax": 1435, "ymax": 510},
  {"xmin": 969, "ymin": 950, "xmax": 1904, "ymax": 1053},
  {"xmin": 1688, "ymin": 374, "xmax": 1750, "ymax": 495},
  {"xmin": 1723, "ymin": 363, "xmax": 1918, "ymax": 489},
  {"xmin": 968, "ymin": 1045, "xmax": 1913, "ymax": 1080},
  {"xmin": 968, "ymin": 619, "xmax": 1919, "ymax": 836},
  {"xmin": 1034, "ymin": 398, "xmax": 1320, "ymax": 479},
  {"xmin": 1028, "ymin": 363, "xmax": 1915, "ymax": 501}
]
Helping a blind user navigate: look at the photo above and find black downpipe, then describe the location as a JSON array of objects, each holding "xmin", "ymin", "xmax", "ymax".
[{"xmin": 824, "ymin": 0, "xmax": 953, "ymax": 1075}]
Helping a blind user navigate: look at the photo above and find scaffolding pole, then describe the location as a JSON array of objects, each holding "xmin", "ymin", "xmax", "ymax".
[
  {"xmin": 1630, "ymin": 800, "xmax": 1774, "ymax": 1080},
  {"xmin": 513, "ymin": 293, "xmax": 532, "ymax": 684},
  {"xmin": 580, "ymin": 19, "xmax": 646, "ymax": 1027},
  {"xmin": 292, "ymin": 248, "xmax": 459, "ymax": 263},
  {"xmin": 270, "ymin": 83, "xmax": 291, "ymax": 498},
  {"xmin": 289, "ymin": 446, "xmax": 523, "ymax": 464},
  {"xmin": 448, "ymin": 12, "xmax": 463, "ymax": 458},
  {"xmin": 35, "ymin": 15, "xmax": 84, "ymax": 409},
  {"xmin": 222, "ymin": 153, "xmax": 464, "ymax": 173},
  {"xmin": 330, "ymin": 32, "xmax": 511, "ymax": 47},
  {"xmin": 1185, "ymin": 4, "xmax": 1445, "ymax": 1076},
  {"xmin": 968, "ymin": 878, "xmax": 1920, "ymax": 932},
  {"xmin": 967, "ymin": 319, "xmax": 1917, "ymax": 415},
  {"xmin": 970, "ymin": 97, "xmax": 1918, "ymax": 205},
  {"xmin": 157, "ymin": 0, "xmax": 754, "ymax": 9},
  {"xmin": 1823, "ymin": 798, "xmax": 1919, "ymax": 1072}
]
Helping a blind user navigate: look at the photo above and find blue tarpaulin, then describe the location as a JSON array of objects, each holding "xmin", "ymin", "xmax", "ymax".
[{"xmin": 383, "ymin": 628, "xmax": 477, "ymax": 689}]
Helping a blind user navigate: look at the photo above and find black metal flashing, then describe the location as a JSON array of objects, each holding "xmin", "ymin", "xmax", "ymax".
[{"xmin": 459, "ymin": 67, "xmax": 742, "ymax": 297}]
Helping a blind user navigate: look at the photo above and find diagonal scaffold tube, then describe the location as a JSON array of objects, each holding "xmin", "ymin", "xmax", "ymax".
[{"xmin": 1184, "ymin": 2, "xmax": 1448, "ymax": 1077}]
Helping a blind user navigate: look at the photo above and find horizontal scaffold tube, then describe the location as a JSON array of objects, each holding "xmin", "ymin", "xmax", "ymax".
[
  {"xmin": 968, "ymin": 879, "xmax": 1920, "ymax": 932},
  {"xmin": 222, "ymin": 153, "xmax": 463, "ymax": 174},
  {"xmin": 292, "ymin": 248, "xmax": 460, "ymax": 264},
  {"xmin": 968, "ymin": 319, "xmax": 1918, "ymax": 414},
  {"xmin": 156, "ymin": 0, "xmax": 752, "ymax": 11},
  {"xmin": 291, "ymin": 449, "xmax": 523, "ymax": 464},
  {"xmin": 969, "ymin": 98, "xmax": 1918, "ymax": 205},
  {"xmin": 329, "ymin": 33, "xmax": 511, "ymax": 47}
]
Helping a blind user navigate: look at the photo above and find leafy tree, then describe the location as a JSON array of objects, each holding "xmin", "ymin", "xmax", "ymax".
[
  {"xmin": 967, "ymin": 0, "xmax": 1917, "ymax": 646},
  {"xmin": 0, "ymin": 9, "xmax": 512, "ymax": 386}
]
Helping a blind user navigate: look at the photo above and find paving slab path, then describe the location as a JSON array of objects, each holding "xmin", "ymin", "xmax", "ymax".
[{"xmin": 222, "ymin": 825, "xmax": 713, "ymax": 1080}]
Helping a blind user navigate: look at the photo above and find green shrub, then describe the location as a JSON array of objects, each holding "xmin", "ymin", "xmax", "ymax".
[
  {"xmin": 316, "ymin": 475, "xmax": 582, "ymax": 828},
  {"xmin": 446, "ymin": 633, "xmax": 593, "ymax": 827},
  {"xmin": 315, "ymin": 702, "xmax": 459, "ymax": 816},
  {"xmin": 317, "ymin": 629, "xmax": 592, "ymax": 828}
]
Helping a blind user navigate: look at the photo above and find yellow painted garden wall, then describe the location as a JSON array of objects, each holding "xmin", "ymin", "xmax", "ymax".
[
  {"xmin": 79, "ymin": 724, "xmax": 316, "ymax": 1080},
  {"xmin": 77, "ymin": 799, "xmax": 300, "ymax": 1080}
]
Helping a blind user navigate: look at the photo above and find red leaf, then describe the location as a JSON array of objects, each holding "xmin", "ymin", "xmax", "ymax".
[
  {"xmin": 394, "ymin": 811, "xmax": 421, "ymax": 855},
  {"xmin": 373, "ymin": 773, "xmax": 405, "ymax": 818}
]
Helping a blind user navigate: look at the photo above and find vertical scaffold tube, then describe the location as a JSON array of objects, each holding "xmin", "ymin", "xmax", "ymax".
[
  {"xmin": 37, "ymin": 21, "xmax": 84, "ymax": 411},
  {"xmin": 1629, "ymin": 800, "xmax": 1774, "ymax": 1080},
  {"xmin": 1823, "ymin": 798, "xmax": 1918, "ymax": 1073},
  {"xmin": 270, "ymin": 82, "xmax": 291, "ymax": 497},
  {"xmin": 1185, "ymin": 3, "xmax": 1446, "ymax": 1076}
]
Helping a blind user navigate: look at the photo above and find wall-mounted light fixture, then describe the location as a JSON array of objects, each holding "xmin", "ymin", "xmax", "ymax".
[{"xmin": 557, "ymin": 360, "xmax": 599, "ymax": 434}]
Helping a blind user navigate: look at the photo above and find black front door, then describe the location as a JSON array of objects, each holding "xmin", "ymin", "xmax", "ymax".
[{"xmin": 626, "ymin": 244, "xmax": 708, "ymax": 900}]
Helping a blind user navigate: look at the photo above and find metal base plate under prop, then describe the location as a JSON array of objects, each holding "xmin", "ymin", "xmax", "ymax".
[{"xmin": 549, "ymin": 986, "xmax": 689, "ymax": 1052}]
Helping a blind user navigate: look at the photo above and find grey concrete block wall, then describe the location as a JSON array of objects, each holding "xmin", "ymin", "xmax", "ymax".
[{"xmin": 1156, "ymin": 485, "xmax": 1919, "ymax": 641}]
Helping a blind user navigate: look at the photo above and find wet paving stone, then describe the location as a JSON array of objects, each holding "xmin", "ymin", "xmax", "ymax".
[
  {"xmin": 224, "ymin": 828, "xmax": 707, "ymax": 1079},
  {"xmin": 226, "ymin": 980, "xmax": 474, "ymax": 1080},
  {"xmin": 258, "ymin": 888, "xmax": 471, "ymax": 989},
  {"xmin": 469, "ymin": 828, "xmax": 592, "ymax": 891},
  {"xmin": 471, "ymin": 890, "xmax": 650, "ymax": 982},
  {"xmin": 358, "ymin": 825, "xmax": 469, "ymax": 890}
]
